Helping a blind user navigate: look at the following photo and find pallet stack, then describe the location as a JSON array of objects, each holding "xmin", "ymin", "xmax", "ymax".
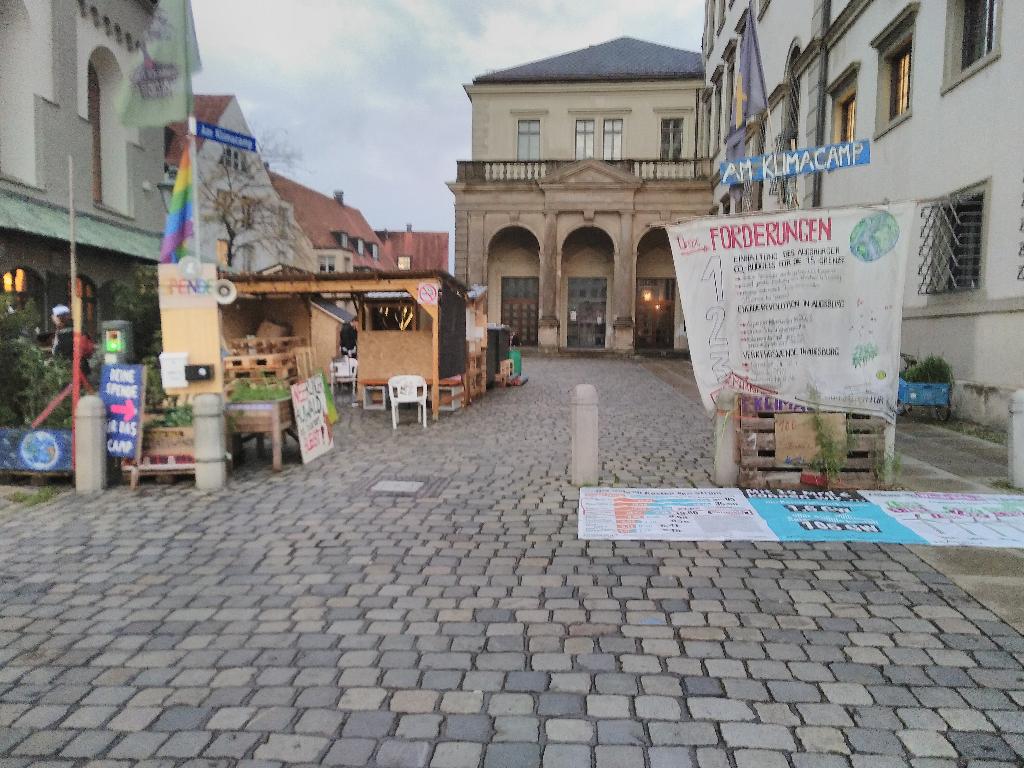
[{"xmin": 224, "ymin": 337, "xmax": 315, "ymax": 387}]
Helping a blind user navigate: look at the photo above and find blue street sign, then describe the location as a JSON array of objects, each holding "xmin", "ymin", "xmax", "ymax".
[
  {"xmin": 193, "ymin": 120, "xmax": 257, "ymax": 153},
  {"xmin": 100, "ymin": 364, "xmax": 145, "ymax": 459},
  {"xmin": 721, "ymin": 139, "xmax": 871, "ymax": 186}
]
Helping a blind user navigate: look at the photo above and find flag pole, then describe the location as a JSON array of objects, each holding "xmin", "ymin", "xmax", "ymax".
[
  {"xmin": 188, "ymin": 116, "xmax": 201, "ymax": 264},
  {"xmin": 68, "ymin": 155, "xmax": 82, "ymax": 470}
]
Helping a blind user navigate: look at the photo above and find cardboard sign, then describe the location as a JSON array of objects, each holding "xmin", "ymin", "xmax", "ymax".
[
  {"xmin": 774, "ymin": 412, "xmax": 846, "ymax": 466},
  {"xmin": 291, "ymin": 376, "xmax": 334, "ymax": 464},
  {"xmin": 100, "ymin": 364, "xmax": 145, "ymax": 459},
  {"xmin": 0, "ymin": 428, "xmax": 72, "ymax": 473}
]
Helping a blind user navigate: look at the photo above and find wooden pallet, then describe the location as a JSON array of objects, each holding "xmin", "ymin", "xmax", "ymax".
[
  {"xmin": 495, "ymin": 358, "xmax": 514, "ymax": 387},
  {"xmin": 223, "ymin": 352, "xmax": 300, "ymax": 384},
  {"xmin": 228, "ymin": 336, "xmax": 308, "ymax": 355},
  {"xmin": 737, "ymin": 395, "xmax": 885, "ymax": 489}
]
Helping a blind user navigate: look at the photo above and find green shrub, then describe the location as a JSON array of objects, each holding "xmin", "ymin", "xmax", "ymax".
[
  {"xmin": 0, "ymin": 296, "xmax": 72, "ymax": 428},
  {"xmin": 904, "ymin": 355, "xmax": 953, "ymax": 385}
]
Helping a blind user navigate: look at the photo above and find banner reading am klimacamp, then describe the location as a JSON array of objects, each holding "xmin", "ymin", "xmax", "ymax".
[{"xmin": 667, "ymin": 204, "xmax": 915, "ymax": 422}]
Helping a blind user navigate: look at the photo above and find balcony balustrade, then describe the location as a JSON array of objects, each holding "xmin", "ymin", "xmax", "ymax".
[{"xmin": 455, "ymin": 158, "xmax": 712, "ymax": 183}]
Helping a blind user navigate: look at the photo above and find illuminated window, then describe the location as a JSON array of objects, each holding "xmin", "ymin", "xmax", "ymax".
[
  {"xmin": 838, "ymin": 93, "xmax": 857, "ymax": 142},
  {"xmin": 889, "ymin": 43, "xmax": 912, "ymax": 119},
  {"xmin": 398, "ymin": 255, "xmax": 412, "ymax": 270}
]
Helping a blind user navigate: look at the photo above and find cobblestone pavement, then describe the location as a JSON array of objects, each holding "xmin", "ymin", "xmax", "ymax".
[{"xmin": 1, "ymin": 358, "xmax": 1023, "ymax": 767}]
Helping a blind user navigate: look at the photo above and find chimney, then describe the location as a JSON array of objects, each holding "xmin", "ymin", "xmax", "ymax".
[
  {"xmin": 334, "ymin": 190, "xmax": 344, "ymax": 206},
  {"xmin": 405, "ymin": 223, "xmax": 412, "ymax": 232}
]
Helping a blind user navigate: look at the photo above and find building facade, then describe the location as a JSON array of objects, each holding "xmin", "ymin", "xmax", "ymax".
[
  {"xmin": 1, "ymin": 0, "xmax": 165, "ymax": 336},
  {"xmin": 705, "ymin": 0, "xmax": 1021, "ymax": 426},
  {"xmin": 449, "ymin": 38, "xmax": 712, "ymax": 352},
  {"xmin": 166, "ymin": 95, "xmax": 317, "ymax": 274}
]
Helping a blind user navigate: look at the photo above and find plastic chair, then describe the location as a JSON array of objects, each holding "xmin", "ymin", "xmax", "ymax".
[
  {"xmin": 331, "ymin": 357, "xmax": 358, "ymax": 401},
  {"xmin": 388, "ymin": 375, "xmax": 428, "ymax": 429}
]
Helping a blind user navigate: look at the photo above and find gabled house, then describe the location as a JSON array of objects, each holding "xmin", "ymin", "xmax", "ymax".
[
  {"xmin": 269, "ymin": 174, "xmax": 394, "ymax": 273},
  {"xmin": 165, "ymin": 94, "xmax": 316, "ymax": 273},
  {"xmin": 376, "ymin": 225, "xmax": 450, "ymax": 273}
]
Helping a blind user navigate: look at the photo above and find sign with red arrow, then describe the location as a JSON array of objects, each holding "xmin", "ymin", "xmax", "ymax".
[{"xmin": 100, "ymin": 364, "xmax": 145, "ymax": 460}]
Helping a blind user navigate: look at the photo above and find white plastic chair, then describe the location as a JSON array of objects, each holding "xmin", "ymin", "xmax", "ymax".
[
  {"xmin": 388, "ymin": 375, "xmax": 428, "ymax": 429},
  {"xmin": 331, "ymin": 357, "xmax": 358, "ymax": 401}
]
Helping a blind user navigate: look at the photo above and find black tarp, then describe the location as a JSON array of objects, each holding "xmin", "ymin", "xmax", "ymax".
[{"xmin": 438, "ymin": 288, "xmax": 466, "ymax": 379}]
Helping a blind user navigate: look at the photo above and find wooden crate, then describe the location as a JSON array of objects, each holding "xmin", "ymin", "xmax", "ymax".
[
  {"xmin": 223, "ymin": 352, "xmax": 300, "ymax": 384},
  {"xmin": 496, "ymin": 358, "xmax": 514, "ymax": 387},
  {"xmin": 464, "ymin": 349, "xmax": 486, "ymax": 404},
  {"xmin": 228, "ymin": 336, "xmax": 308, "ymax": 355},
  {"xmin": 226, "ymin": 398, "xmax": 293, "ymax": 434},
  {"xmin": 141, "ymin": 426, "xmax": 195, "ymax": 458},
  {"xmin": 737, "ymin": 395, "xmax": 884, "ymax": 489}
]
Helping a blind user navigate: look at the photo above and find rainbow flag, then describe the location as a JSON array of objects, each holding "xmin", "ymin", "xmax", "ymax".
[{"xmin": 160, "ymin": 144, "xmax": 194, "ymax": 264}]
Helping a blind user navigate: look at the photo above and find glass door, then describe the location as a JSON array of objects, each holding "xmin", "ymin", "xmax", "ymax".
[{"xmin": 567, "ymin": 277, "xmax": 607, "ymax": 348}]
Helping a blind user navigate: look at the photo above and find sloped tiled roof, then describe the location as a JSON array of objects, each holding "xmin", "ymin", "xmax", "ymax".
[
  {"xmin": 165, "ymin": 94, "xmax": 234, "ymax": 165},
  {"xmin": 376, "ymin": 229, "xmax": 450, "ymax": 274},
  {"xmin": 269, "ymin": 172, "xmax": 393, "ymax": 271},
  {"xmin": 473, "ymin": 37, "xmax": 702, "ymax": 85}
]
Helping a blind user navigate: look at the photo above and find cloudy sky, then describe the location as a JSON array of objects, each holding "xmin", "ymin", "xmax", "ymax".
[{"xmin": 192, "ymin": 1, "xmax": 704, "ymax": 245}]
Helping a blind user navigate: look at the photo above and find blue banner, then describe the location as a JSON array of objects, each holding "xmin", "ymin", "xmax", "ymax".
[
  {"xmin": 744, "ymin": 489, "xmax": 925, "ymax": 544},
  {"xmin": 721, "ymin": 140, "xmax": 870, "ymax": 186},
  {"xmin": 194, "ymin": 120, "xmax": 257, "ymax": 152},
  {"xmin": 0, "ymin": 429, "xmax": 72, "ymax": 473},
  {"xmin": 100, "ymin": 364, "xmax": 145, "ymax": 459}
]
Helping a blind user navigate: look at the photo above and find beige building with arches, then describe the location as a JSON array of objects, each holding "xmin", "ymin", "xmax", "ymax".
[{"xmin": 449, "ymin": 38, "xmax": 713, "ymax": 352}]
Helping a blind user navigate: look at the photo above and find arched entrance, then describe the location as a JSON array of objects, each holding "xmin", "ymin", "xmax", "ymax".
[
  {"xmin": 561, "ymin": 227, "xmax": 614, "ymax": 349},
  {"xmin": 635, "ymin": 228, "xmax": 679, "ymax": 350},
  {"xmin": 87, "ymin": 46, "xmax": 128, "ymax": 211},
  {"xmin": 487, "ymin": 226, "xmax": 540, "ymax": 346}
]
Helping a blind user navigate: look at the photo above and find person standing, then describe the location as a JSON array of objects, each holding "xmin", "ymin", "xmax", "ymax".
[{"xmin": 340, "ymin": 319, "xmax": 358, "ymax": 358}]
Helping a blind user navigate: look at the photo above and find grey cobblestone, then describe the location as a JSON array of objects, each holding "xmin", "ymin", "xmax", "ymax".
[{"xmin": 0, "ymin": 358, "xmax": 1021, "ymax": 767}]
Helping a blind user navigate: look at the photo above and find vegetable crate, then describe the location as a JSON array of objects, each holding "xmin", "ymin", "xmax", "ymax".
[{"xmin": 736, "ymin": 395, "xmax": 885, "ymax": 489}]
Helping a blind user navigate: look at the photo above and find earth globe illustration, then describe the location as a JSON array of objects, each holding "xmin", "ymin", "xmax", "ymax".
[
  {"xmin": 19, "ymin": 431, "xmax": 61, "ymax": 471},
  {"xmin": 850, "ymin": 211, "xmax": 900, "ymax": 262}
]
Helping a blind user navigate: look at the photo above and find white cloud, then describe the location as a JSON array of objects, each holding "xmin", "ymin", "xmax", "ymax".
[{"xmin": 191, "ymin": 0, "xmax": 705, "ymax": 239}]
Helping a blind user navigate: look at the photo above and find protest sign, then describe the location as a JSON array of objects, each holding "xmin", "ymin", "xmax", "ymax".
[
  {"xmin": 862, "ymin": 491, "xmax": 1024, "ymax": 548},
  {"xmin": 742, "ymin": 489, "xmax": 924, "ymax": 543},
  {"xmin": 579, "ymin": 487, "xmax": 778, "ymax": 541},
  {"xmin": 290, "ymin": 376, "xmax": 334, "ymax": 464},
  {"xmin": 667, "ymin": 204, "xmax": 914, "ymax": 422},
  {"xmin": 100, "ymin": 364, "xmax": 145, "ymax": 459}
]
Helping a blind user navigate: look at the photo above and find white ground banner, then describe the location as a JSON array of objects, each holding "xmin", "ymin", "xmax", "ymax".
[
  {"xmin": 667, "ymin": 204, "xmax": 915, "ymax": 422},
  {"xmin": 862, "ymin": 492, "xmax": 1024, "ymax": 548},
  {"xmin": 578, "ymin": 488, "xmax": 778, "ymax": 541}
]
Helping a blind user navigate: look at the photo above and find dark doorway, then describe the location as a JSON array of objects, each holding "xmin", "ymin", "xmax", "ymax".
[
  {"xmin": 567, "ymin": 277, "xmax": 607, "ymax": 348},
  {"xmin": 635, "ymin": 278, "xmax": 675, "ymax": 349},
  {"xmin": 500, "ymin": 276, "xmax": 538, "ymax": 346}
]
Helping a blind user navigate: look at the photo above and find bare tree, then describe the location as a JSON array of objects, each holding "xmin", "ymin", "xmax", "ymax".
[{"xmin": 199, "ymin": 130, "xmax": 303, "ymax": 270}]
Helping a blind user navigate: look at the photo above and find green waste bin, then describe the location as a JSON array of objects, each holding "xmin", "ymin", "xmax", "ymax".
[{"xmin": 508, "ymin": 349, "xmax": 522, "ymax": 377}]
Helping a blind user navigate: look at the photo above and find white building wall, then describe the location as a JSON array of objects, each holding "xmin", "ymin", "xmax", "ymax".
[{"xmin": 703, "ymin": 0, "xmax": 1023, "ymax": 426}]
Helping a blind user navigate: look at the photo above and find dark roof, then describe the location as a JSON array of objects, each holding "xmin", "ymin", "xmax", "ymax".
[
  {"xmin": 473, "ymin": 37, "xmax": 702, "ymax": 85},
  {"xmin": 312, "ymin": 298, "xmax": 354, "ymax": 323}
]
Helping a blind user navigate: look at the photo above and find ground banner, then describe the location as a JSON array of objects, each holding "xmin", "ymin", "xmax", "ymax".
[
  {"xmin": 579, "ymin": 488, "xmax": 1024, "ymax": 547},
  {"xmin": 667, "ymin": 204, "xmax": 915, "ymax": 422},
  {"xmin": 862, "ymin": 491, "xmax": 1024, "ymax": 548},
  {"xmin": 578, "ymin": 488, "xmax": 778, "ymax": 541}
]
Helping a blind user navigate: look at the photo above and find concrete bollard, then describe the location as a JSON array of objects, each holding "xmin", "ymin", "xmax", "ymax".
[
  {"xmin": 193, "ymin": 393, "xmax": 227, "ymax": 491},
  {"xmin": 571, "ymin": 384, "xmax": 599, "ymax": 486},
  {"xmin": 713, "ymin": 389, "xmax": 739, "ymax": 487},
  {"xmin": 1010, "ymin": 390, "xmax": 1024, "ymax": 489},
  {"xmin": 75, "ymin": 395, "xmax": 107, "ymax": 493}
]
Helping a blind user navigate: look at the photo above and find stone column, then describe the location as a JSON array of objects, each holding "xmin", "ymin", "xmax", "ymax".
[
  {"xmin": 612, "ymin": 211, "xmax": 635, "ymax": 352},
  {"xmin": 467, "ymin": 213, "xmax": 487, "ymax": 286},
  {"xmin": 538, "ymin": 211, "xmax": 559, "ymax": 350}
]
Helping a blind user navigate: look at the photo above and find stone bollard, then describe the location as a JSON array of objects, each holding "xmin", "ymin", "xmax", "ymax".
[
  {"xmin": 193, "ymin": 393, "xmax": 227, "ymax": 491},
  {"xmin": 571, "ymin": 384, "xmax": 599, "ymax": 486},
  {"xmin": 713, "ymin": 389, "xmax": 738, "ymax": 487},
  {"xmin": 1010, "ymin": 390, "xmax": 1024, "ymax": 489},
  {"xmin": 75, "ymin": 395, "xmax": 107, "ymax": 493}
]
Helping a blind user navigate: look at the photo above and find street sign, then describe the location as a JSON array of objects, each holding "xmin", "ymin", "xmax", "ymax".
[
  {"xmin": 100, "ymin": 364, "xmax": 145, "ymax": 460},
  {"xmin": 720, "ymin": 139, "xmax": 870, "ymax": 186},
  {"xmin": 191, "ymin": 119, "xmax": 257, "ymax": 153}
]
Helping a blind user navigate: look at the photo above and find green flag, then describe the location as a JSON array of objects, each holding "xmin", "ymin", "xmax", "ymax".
[{"xmin": 117, "ymin": 0, "xmax": 202, "ymax": 128}]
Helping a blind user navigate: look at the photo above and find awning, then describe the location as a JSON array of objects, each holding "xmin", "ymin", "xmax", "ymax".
[{"xmin": 0, "ymin": 189, "xmax": 160, "ymax": 262}]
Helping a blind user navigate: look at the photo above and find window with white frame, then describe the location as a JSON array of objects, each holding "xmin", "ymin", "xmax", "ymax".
[
  {"xmin": 575, "ymin": 119, "xmax": 595, "ymax": 159},
  {"xmin": 370, "ymin": 243, "xmax": 379, "ymax": 260},
  {"xmin": 333, "ymin": 231, "xmax": 349, "ymax": 249},
  {"xmin": 319, "ymin": 253, "xmax": 337, "ymax": 273},
  {"xmin": 356, "ymin": 239, "xmax": 364, "ymax": 255},
  {"xmin": 660, "ymin": 119, "xmax": 685, "ymax": 160},
  {"xmin": 603, "ymin": 119, "xmax": 622, "ymax": 160},
  {"xmin": 517, "ymin": 120, "xmax": 540, "ymax": 160},
  {"xmin": 945, "ymin": 0, "xmax": 1001, "ymax": 86}
]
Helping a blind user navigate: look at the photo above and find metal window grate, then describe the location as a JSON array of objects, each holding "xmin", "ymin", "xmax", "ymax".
[{"xmin": 917, "ymin": 191, "xmax": 985, "ymax": 294}]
